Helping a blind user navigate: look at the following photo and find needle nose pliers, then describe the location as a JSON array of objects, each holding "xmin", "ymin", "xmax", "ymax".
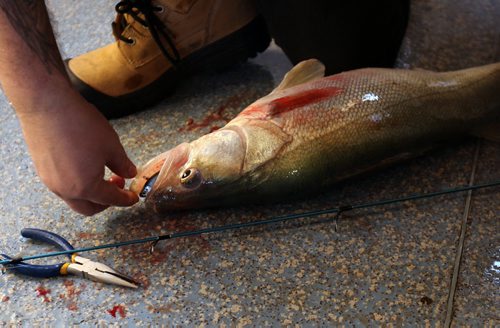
[{"xmin": 1, "ymin": 228, "xmax": 138, "ymax": 288}]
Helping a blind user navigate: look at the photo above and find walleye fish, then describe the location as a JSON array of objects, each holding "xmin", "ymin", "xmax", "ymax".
[{"xmin": 130, "ymin": 59, "xmax": 500, "ymax": 213}]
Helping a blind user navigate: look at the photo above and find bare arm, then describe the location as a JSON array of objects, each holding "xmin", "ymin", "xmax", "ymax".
[
  {"xmin": 0, "ymin": 1, "xmax": 66, "ymax": 76},
  {"xmin": 0, "ymin": 0, "xmax": 138, "ymax": 215},
  {"xmin": 0, "ymin": 0, "xmax": 68, "ymax": 112}
]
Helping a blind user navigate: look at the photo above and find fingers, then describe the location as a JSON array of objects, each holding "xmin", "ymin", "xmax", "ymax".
[
  {"xmin": 65, "ymin": 179, "xmax": 139, "ymax": 216},
  {"xmin": 88, "ymin": 179, "xmax": 139, "ymax": 207},
  {"xmin": 107, "ymin": 146, "xmax": 137, "ymax": 179},
  {"xmin": 109, "ymin": 175, "xmax": 125, "ymax": 189},
  {"xmin": 66, "ymin": 199, "xmax": 109, "ymax": 217}
]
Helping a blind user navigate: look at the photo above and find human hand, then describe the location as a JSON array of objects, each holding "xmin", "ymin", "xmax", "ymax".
[{"xmin": 17, "ymin": 88, "xmax": 139, "ymax": 216}]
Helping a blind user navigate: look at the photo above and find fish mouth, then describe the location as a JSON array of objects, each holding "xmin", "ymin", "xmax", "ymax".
[
  {"xmin": 129, "ymin": 143, "xmax": 190, "ymax": 198},
  {"xmin": 142, "ymin": 143, "xmax": 191, "ymax": 212},
  {"xmin": 129, "ymin": 153, "xmax": 168, "ymax": 196}
]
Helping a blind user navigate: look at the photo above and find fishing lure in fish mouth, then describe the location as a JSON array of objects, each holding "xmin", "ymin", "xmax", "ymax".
[
  {"xmin": 140, "ymin": 173, "xmax": 158, "ymax": 198},
  {"xmin": 130, "ymin": 150, "xmax": 169, "ymax": 198},
  {"xmin": 130, "ymin": 59, "xmax": 500, "ymax": 214}
]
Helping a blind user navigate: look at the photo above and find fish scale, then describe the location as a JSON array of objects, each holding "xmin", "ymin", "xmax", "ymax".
[
  {"xmin": 264, "ymin": 66, "xmax": 498, "ymax": 175},
  {"xmin": 130, "ymin": 59, "xmax": 500, "ymax": 212}
]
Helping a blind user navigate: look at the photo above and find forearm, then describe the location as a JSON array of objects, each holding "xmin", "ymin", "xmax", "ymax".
[
  {"xmin": 0, "ymin": 0, "xmax": 72, "ymax": 117},
  {"xmin": 0, "ymin": 1, "xmax": 138, "ymax": 216}
]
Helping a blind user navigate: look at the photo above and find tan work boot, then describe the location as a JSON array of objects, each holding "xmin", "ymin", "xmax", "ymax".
[{"xmin": 66, "ymin": 0, "xmax": 270, "ymax": 119}]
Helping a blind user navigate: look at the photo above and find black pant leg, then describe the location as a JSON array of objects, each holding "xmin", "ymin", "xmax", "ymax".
[{"xmin": 255, "ymin": 0, "xmax": 410, "ymax": 74}]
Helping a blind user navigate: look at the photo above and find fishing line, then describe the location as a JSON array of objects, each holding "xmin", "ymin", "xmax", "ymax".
[{"xmin": 1, "ymin": 179, "xmax": 500, "ymax": 267}]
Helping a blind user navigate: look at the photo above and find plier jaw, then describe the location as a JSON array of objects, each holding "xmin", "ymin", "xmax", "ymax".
[{"xmin": 68, "ymin": 256, "xmax": 139, "ymax": 289}]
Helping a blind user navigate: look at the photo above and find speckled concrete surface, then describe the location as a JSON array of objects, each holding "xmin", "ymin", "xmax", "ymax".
[
  {"xmin": 396, "ymin": 0, "xmax": 500, "ymax": 71},
  {"xmin": 451, "ymin": 141, "xmax": 500, "ymax": 326},
  {"xmin": 0, "ymin": 0, "xmax": 499, "ymax": 326}
]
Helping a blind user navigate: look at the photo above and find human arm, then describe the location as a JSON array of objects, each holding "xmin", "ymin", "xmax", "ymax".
[{"xmin": 0, "ymin": 1, "xmax": 138, "ymax": 215}]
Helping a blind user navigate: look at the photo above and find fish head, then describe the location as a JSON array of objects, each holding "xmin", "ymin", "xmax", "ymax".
[{"xmin": 140, "ymin": 129, "xmax": 246, "ymax": 212}]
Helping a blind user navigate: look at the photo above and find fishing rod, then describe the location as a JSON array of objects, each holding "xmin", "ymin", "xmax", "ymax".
[{"xmin": 1, "ymin": 179, "xmax": 500, "ymax": 267}]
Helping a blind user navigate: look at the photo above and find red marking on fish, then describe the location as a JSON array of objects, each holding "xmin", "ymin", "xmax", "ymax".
[
  {"xmin": 240, "ymin": 87, "xmax": 343, "ymax": 119},
  {"xmin": 268, "ymin": 87, "xmax": 342, "ymax": 116},
  {"xmin": 35, "ymin": 286, "xmax": 51, "ymax": 303},
  {"xmin": 107, "ymin": 305, "xmax": 127, "ymax": 318},
  {"xmin": 1, "ymin": 296, "xmax": 9, "ymax": 302}
]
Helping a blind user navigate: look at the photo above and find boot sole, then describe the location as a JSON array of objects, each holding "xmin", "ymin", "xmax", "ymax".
[{"xmin": 66, "ymin": 16, "xmax": 271, "ymax": 119}]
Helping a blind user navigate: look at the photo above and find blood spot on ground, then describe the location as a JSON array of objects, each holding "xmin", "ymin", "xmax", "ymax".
[
  {"xmin": 35, "ymin": 286, "xmax": 51, "ymax": 303},
  {"xmin": 107, "ymin": 304, "xmax": 127, "ymax": 318}
]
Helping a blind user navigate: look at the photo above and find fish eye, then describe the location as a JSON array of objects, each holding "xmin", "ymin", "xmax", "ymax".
[{"xmin": 180, "ymin": 168, "xmax": 202, "ymax": 188}]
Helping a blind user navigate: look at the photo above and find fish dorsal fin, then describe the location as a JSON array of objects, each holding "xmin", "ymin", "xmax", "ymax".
[{"xmin": 272, "ymin": 59, "xmax": 325, "ymax": 93}]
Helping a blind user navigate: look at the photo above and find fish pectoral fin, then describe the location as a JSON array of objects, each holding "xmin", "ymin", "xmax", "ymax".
[
  {"xmin": 271, "ymin": 59, "xmax": 325, "ymax": 93},
  {"xmin": 471, "ymin": 122, "xmax": 500, "ymax": 142}
]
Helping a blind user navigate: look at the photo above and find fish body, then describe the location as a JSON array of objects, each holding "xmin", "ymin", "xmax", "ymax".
[{"xmin": 130, "ymin": 60, "xmax": 500, "ymax": 213}]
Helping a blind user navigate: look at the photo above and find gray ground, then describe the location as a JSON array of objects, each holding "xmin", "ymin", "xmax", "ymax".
[{"xmin": 0, "ymin": 0, "xmax": 498, "ymax": 326}]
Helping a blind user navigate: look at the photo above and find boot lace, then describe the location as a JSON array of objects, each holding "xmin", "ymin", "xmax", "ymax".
[{"xmin": 112, "ymin": 0, "xmax": 181, "ymax": 66}]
